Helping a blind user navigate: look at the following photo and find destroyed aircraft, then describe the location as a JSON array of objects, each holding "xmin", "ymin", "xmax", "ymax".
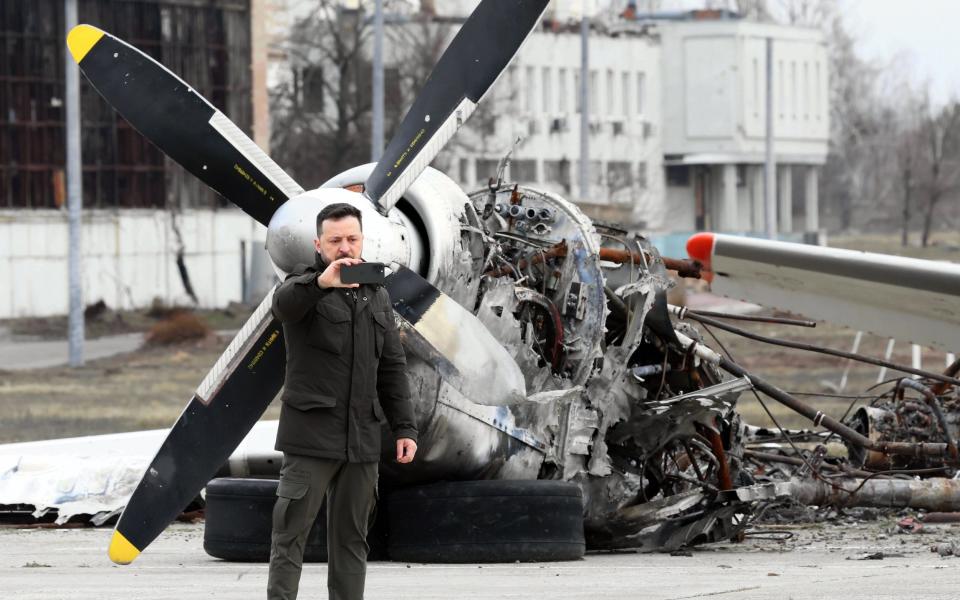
[{"xmin": 3, "ymin": 0, "xmax": 960, "ymax": 563}]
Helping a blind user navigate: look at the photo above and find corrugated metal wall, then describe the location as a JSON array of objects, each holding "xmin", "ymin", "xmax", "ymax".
[{"xmin": 0, "ymin": 0, "xmax": 251, "ymax": 209}]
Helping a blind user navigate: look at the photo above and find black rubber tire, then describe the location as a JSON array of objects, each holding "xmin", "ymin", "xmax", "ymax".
[
  {"xmin": 386, "ymin": 479, "xmax": 585, "ymax": 563},
  {"xmin": 202, "ymin": 477, "xmax": 388, "ymax": 562}
]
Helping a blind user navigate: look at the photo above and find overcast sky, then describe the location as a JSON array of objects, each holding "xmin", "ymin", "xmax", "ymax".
[{"xmin": 838, "ymin": 0, "xmax": 959, "ymax": 106}]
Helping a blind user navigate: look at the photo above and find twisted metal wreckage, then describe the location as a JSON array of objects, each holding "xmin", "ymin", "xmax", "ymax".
[
  {"xmin": 3, "ymin": 0, "xmax": 960, "ymax": 561},
  {"xmin": 4, "ymin": 172, "xmax": 960, "ymax": 556}
]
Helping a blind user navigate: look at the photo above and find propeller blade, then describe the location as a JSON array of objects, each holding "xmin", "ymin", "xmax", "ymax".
[
  {"xmin": 108, "ymin": 290, "xmax": 285, "ymax": 564},
  {"xmin": 385, "ymin": 264, "xmax": 526, "ymax": 406},
  {"xmin": 67, "ymin": 24, "xmax": 303, "ymax": 225},
  {"xmin": 364, "ymin": 0, "xmax": 550, "ymax": 212}
]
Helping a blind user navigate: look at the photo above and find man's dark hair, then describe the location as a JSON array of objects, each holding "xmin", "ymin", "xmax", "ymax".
[{"xmin": 316, "ymin": 203, "xmax": 363, "ymax": 236}]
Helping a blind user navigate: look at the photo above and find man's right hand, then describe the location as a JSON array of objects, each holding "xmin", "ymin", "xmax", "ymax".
[{"xmin": 317, "ymin": 257, "xmax": 362, "ymax": 289}]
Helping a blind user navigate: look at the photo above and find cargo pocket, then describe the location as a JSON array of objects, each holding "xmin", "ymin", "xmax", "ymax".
[
  {"xmin": 273, "ymin": 477, "xmax": 310, "ymax": 534},
  {"xmin": 372, "ymin": 310, "xmax": 390, "ymax": 357},
  {"xmin": 309, "ymin": 302, "xmax": 350, "ymax": 354}
]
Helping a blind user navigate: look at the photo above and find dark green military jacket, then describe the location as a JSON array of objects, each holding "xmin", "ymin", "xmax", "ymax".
[{"xmin": 271, "ymin": 257, "xmax": 418, "ymax": 462}]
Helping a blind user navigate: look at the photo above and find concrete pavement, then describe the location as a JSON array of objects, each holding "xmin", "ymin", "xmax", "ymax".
[
  {"xmin": 0, "ymin": 332, "xmax": 144, "ymax": 371},
  {"xmin": 2, "ymin": 522, "xmax": 958, "ymax": 599}
]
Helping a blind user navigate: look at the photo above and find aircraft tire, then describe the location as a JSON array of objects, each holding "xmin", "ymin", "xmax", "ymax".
[
  {"xmin": 387, "ymin": 479, "xmax": 585, "ymax": 563},
  {"xmin": 202, "ymin": 477, "xmax": 388, "ymax": 562}
]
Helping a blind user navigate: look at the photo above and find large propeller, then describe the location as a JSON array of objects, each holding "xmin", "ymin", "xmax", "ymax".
[{"xmin": 67, "ymin": 0, "xmax": 547, "ymax": 564}]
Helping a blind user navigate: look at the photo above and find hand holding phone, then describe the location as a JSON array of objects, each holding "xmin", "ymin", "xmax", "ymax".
[{"xmin": 339, "ymin": 262, "xmax": 386, "ymax": 285}]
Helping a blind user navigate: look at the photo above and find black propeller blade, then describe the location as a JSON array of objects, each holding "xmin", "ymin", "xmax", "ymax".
[
  {"xmin": 67, "ymin": 24, "xmax": 303, "ymax": 226},
  {"xmin": 108, "ymin": 290, "xmax": 286, "ymax": 564},
  {"xmin": 364, "ymin": 0, "xmax": 550, "ymax": 212}
]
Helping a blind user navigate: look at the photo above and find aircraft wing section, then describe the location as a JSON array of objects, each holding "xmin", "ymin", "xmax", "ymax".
[
  {"xmin": 686, "ymin": 233, "xmax": 960, "ymax": 352},
  {"xmin": 0, "ymin": 422, "xmax": 280, "ymax": 525}
]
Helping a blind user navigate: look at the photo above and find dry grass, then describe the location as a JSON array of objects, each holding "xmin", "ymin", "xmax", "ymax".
[
  {"xmin": 144, "ymin": 312, "xmax": 212, "ymax": 346},
  {"xmin": 0, "ymin": 337, "xmax": 282, "ymax": 443}
]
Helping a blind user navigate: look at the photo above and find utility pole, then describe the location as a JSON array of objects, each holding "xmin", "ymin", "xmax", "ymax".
[
  {"xmin": 579, "ymin": 0, "xmax": 590, "ymax": 202},
  {"xmin": 763, "ymin": 37, "xmax": 777, "ymax": 239},
  {"xmin": 371, "ymin": 0, "xmax": 384, "ymax": 162},
  {"xmin": 65, "ymin": 0, "xmax": 84, "ymax": 366}
]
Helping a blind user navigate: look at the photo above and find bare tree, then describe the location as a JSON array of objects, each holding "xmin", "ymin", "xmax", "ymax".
[
  {"xmin": 918, "ymin": 101, "xmax": 960, "ymax": 247},
  {"xmin": 269, "ymin": 1, "xmax": 376, "ymax": 188}
]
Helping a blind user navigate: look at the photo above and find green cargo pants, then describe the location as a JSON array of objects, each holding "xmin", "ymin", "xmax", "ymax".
[{"xmin": 267, "ymin": 454, "xmax": 378, "ymax": 600}]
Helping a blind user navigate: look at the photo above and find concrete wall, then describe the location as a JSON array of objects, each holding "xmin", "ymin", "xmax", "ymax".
[
  {"xmin": 659, "ymin": 20, "xmax": 828, "ymax": 163},
  {"xmin": 0, "ymin": 210, "xmax": 266, "ymax": 319}
]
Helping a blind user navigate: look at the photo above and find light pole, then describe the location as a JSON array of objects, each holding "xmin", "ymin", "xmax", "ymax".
[{"xmin": 65, "ymin": 0, "xmax": 84, "ymax": 366}]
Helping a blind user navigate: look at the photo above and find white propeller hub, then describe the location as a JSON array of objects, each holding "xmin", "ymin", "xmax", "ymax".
[{"xmin": 265, "ymin": 187, "xmax": 413, "ymax": 278}]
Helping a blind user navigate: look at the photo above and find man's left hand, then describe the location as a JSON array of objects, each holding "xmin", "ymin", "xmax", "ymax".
[{"xmin": 396, "ymin": 438, "xmax": 417, "ymax": 464}]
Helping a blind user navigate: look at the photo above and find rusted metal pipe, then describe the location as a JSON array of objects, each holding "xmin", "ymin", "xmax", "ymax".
[
  {"xmin": 684, "ymin": 308, "xmax": 816, "ymax": 328},
  {"xmin": 920, "ymin": 512, "xmax": 960, "ymax": 523},
  {"xmin": 596, "ymin": 247, "xmax": 702, "ymax": 279},
  {"xmin": 743, "ymin": 449, "xmax": 877, "ymax": 478},
  {"xmin": 783, "ymin": 477, "xmax": 960, "ymax": 512},
  {"xmin": 719, "ymin": 357, "xmax": 957, "ymax": 462},
  {"xmin": 483, "ymin": 243, "xmax": 702, "ymax": 280},
  {"xmin": 931, "ymin": 356, "xmax": 960, "ymax": 396},
  {"xmin": 483, "ymin": 242, "xmax": 567, "ymax": 278},
  {"xmin": 702, "ymin": 427, "xmax": 734, "ymax": 491},
  {"xmin": 897, "ymin": 378, "xmax": 959, "ymax": 461}
]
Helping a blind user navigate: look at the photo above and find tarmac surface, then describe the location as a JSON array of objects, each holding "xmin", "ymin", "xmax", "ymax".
[
  {"xmin": 0, "ymin": 331, "xmax": 144, "ymax": 371},
  {"xmin": 2, "ymin": 522, "xmax": 958, "ymax": 600}
]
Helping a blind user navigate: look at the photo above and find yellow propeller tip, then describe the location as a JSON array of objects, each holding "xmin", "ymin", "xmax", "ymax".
[
  {"xmin": 108, "ymin": 530, "xmax": 141, "ymax": 565},
  {"xmin": 67, "ymin": 24, "xmax": 104, "ymax": 64}
]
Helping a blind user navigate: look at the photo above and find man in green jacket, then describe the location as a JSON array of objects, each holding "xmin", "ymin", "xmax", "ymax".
[{"xmin": 267, "ymin": 202, "xmax": 418, "ymax": 600}]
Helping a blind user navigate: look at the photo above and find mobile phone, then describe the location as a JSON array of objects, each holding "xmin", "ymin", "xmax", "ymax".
[{"xmin": 340, "ymin": 262, "xmax": 386, "ymax": 285}]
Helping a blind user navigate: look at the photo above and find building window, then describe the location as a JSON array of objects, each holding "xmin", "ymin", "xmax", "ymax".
[
  {"xmin": 608, "ymin": 161, "xmax": 633, "ymax": 192},
  {"xmin": 752, "ymin": 57, "xmax": 759, "ymax": 117},
  {"xmin": 574, "ymin": 70, "xmax": 581, "ymax": 113},
  {"xmin": 459, "ymin": 158, "xmax": 473, "ymax": 187},
  {"xmin": 542, "ymin": 66, "xmax": 552, "ymax": 113},
  {"xmin": 606, "ymin": 69, "xmax": 614, "ymax": 115},
  {"xmin": 636, "ymin": 71, "xmax": 646, "ymax": 115},
  {"xmin": 791, "ymin": 61, "xmax": 797, "ymax": 120},
  {"xmin": 477, "ymin": 159, "xmax": 501, "ymax": 183},
  {"xmin": 778, "ymin": 60, "xmax": 784, "ymax": 119},
  {"xmin": 525, "ymin": 66, "xmax": 536, "ymax": 113},
  {"xmin": 589, "ymin": 70, "xmax": 598, "ymax": 115},
  {"xmin": 622, "ymin": 71, "xmax": 630, "ymax": 116},
  {"xmin": 665, "ymin": 165, "xmax": 689, "ymax": 187},
  {"xmin": 559, "ymin": 68, "xmax": 568, "ymax": 113},
  {"xmin": 803, "ymin": 62, "xmax": 810, "ymax": 120},
  {"xmin": 545, "ymin": 159, "xmax": 572, "ymax": 194},
  {"xmin": 815, "ymin": 61, "xmax": 822, "ymax": 120},
  {"xmin": 638, "ymin": 161, "xmax": 648, "ymax": 189},
  {"xmin": 512, "ymin": 159, "xmax": 537, "ymax": 183},
  {"xmin": 299, "ymin": 65, "xmax": 324, "ymax": 113}
]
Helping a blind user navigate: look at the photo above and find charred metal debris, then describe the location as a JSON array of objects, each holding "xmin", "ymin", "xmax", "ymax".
[{"xmin": 461, "ymin": 182, "xmax": 960, "ymax": 553}]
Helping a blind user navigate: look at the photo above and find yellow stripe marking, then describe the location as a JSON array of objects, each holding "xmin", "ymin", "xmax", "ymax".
[
  {"xmin": 67, "ymin": 24, "xmax": 105, "ymax": 64},
  {"xmin": 108, "ymin": 530, "xmax": 141, "ymax": 565}
]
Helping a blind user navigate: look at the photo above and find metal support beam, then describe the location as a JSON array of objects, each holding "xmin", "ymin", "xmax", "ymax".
[
  {"xmin": 778, "ymin": 164, "xmax": 792, "ymax": 233},
  {"xmin": 763, "ymin": 37, "xmax": 776, "ymax": 239},
  {"xmin": 804, "ymin": 165, "xmax": 819, "ymax": 233},
  {"xmin": 578, "ymin": 4, "xmax": 590, "ymax": 202},
  {"xmin": 65, "ymin": 0, "xmax": 84, "ymax": 367},
  {"xmin": 371, "ymin": 0, "xmax": 385, "ymax": 162}
]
